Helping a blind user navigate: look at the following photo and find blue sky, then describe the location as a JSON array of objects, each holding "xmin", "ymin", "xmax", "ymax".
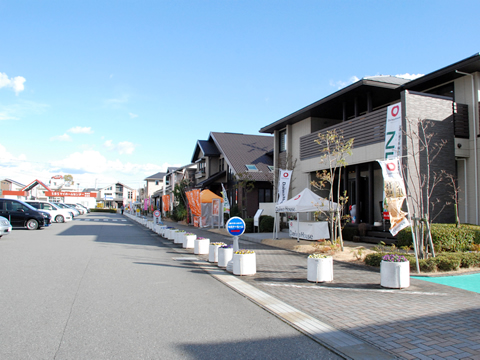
[{"xmin": 1, "ymin": 0, "xmax": 479, "ymax": 190}]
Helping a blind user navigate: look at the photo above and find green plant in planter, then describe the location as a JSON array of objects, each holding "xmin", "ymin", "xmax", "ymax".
[
  {"xmin": 235, "ymin": 249, "xmax": 255, "ymax": 254},
  {"xmin": 308, "ymin": 253, "xmax": 331, "ymax": 259}
]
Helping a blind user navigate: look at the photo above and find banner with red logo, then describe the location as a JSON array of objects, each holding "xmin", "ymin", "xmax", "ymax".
[
  {"xmin": 277, "ymin": 169, "xmax": 292, "ymax": 204},
  {"xmin": 378, "ymin": 159, "xmax": 409, "ymax": 236},
  {"xmin": 385, "ymin": 102, "xmax": 402, "ymax": 160}
]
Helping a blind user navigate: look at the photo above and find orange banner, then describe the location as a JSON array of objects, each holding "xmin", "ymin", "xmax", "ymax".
[
  {"xmin": 162, "ymin": 195, "xmax": 170, "ymax": 212},
  {"xmin": 186, "ymin": 190, "xmax": 201, "ymax": 216}
]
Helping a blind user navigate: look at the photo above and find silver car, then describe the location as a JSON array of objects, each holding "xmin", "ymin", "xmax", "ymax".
[{"xmin": 0, "ymin": 216, "xmax": 12, "ymax": 238}]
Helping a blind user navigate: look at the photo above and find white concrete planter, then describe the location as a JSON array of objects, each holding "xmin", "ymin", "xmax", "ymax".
[
  {"xmin": 233, "ymin": 253, "xmax": 256, "ymax": 276},
  {"xmin": 208, "ymin": 244, "xmax": 223, "ymax": 263},
  {"xmin": 183, "ymin": 234, "xmax": 196, "ymax": 249},
  {"xmin": 218, "ymin": 247, "xmax": 233, "ymax": 267},
  {"xmin": 166, "ymin": 228, "xmax": 176, "ymax": 240},
  {"xmin": 380, "ymin": 261, "xmax": 410, "ymax": 288},
  {"xmin": 307, "ymin": 256, "xmax": 333, "ymax": 283},
  {"xmin": 174, "ymin": 231, "xmax": 185, "ymax": 244},
  {"xmin": 194, "ymin": 238, "xmax": 210, "ymax": 255}
]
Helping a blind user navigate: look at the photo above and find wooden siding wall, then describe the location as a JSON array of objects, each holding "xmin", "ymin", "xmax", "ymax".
[{"xmin": 299, "ymin": 107, "xmax": 387, "ymax": 160}]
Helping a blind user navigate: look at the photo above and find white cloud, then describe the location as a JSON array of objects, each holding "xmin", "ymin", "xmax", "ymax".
[
  {"xmin": 0, "ymin": 72, "xmax": 26, "ymax": 95},
  {"xmin": 117, "ymin": 141, "xmax": 136, "ymax": 154},
  {"xmin": 103, "ymin": 140, "xmax": 136, "ymax": 154},
  {"xmin": 0, "ymin": 100, "xmax": 49, "ymax": 121},
  {"xmin": 50, "ymin": 133, "xmax": 72, "ymax": 142},
  {"xmin": 104, "ymin": 94, "xmax": 129, "ymax": 108},
  {"xmin": 68, "ymin": 126, "xmax": 93, "ymax": 134},
  {"xmin": 395, "ymin": 73, "xmax": 424, "ymax": 80},
  {"xmin": 129, "ymin": 112, "xmax": 138, "ymax": 119},
  {"xmin": 0, "ymin": 112, "xmax": 19, "ymax": 121},
  {"xmin": 329, "ymin": 76, "xmax": 359, "ymax": 90}
]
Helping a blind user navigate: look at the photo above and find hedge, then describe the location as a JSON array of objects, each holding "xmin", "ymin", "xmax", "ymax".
[
  {"xmin": 397, "ymin": 224, "xmax": 480, "ymax": 252},
  {"xmin": 364, "ymin": 251, "xmax": 480, "ymax": 272},
  {"xmin": 90, "ymin": 208, "xmax": 117, "ymax": 213},
  {"xmin": 259, "ymin": 215, "xmax": 275, "ymax": 232}
]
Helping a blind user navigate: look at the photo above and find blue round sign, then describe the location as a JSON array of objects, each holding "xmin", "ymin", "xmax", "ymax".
[{"xmin": 226, "ymin": 216, "xmax": 246, "ymax": 236}]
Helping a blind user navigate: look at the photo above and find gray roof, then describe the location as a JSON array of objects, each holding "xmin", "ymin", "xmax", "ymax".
[
  {"xmin": 210, "ymin": 132, "xmax": 274, "ymax": 182},
  {"xmin": 144, "ymin": 172, "xmax": 166, "ymax": 181}
]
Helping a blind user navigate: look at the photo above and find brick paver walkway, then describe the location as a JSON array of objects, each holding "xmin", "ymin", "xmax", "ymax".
[{"xmin": 144, "ymin": 218, "xmax": 480, "ymax": 360}]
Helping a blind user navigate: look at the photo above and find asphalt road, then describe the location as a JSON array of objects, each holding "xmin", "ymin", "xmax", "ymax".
[{"xmin": 0, "ymin": 213, "xmax": 341, "ymax": 360}]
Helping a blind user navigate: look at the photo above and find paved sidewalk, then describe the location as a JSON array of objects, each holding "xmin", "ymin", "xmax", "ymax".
[{"xmin": 139, "ymin": 217, "xmax": 480, "ymax": 360}]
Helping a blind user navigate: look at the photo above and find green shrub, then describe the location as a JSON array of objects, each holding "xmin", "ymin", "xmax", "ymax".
[
  {"xmin": 91, "ymin": 208, "xmax": 117, "ymax": 213},
  {"xmin": 259, "ymin": 215, "xmax": 274, "ymax": 232},
  {"xmin": 436, "ymin": 256, "xmax": 461, "ymax": 271},
  {"xmin": 417, "ymin": 258, "xmax": 438, "ymax": 272},
  {"xmin": 458, "ymin": 252, "xmax": 480, "ymax": 268},
  {"xmin": 244, "ymin": 218, "xmax": 254, "ymax": 233},
  {"xmin": 342, "ymin": 226, "xmax": 359, "ymax": 242},
  {"xmin": 364, "ymin": 253, "xmax": 384, "ymax": 267},
  {"xmin": 230, "ymin": 205, "xmax": 241, "ymax": 218},
  {"xmin": 396, "ymin": 224, "xmax": 480, "ymax": 252},
  {"xmin": 172, "ymin": 204, "xmax": 187, "ymax": 222}
]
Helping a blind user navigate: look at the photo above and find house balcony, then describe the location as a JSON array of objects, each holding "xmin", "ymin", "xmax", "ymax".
[{"xmin": 299, "ymin": 102, "xmax": 470, "ymax": 161}]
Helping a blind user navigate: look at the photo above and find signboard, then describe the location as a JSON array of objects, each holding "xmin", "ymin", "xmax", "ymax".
[
  {"xmin": 277, "ymin": 169, "xmax": 292, "ymax": 204},
  {"xmin": 378, "ymin": 159, "xmax": 409, "ymax": 236},
  {"xmin": 226, "ymin": 216, "xmax": 246, "ymax": 237},
  {"xmin": 153, "ymin": 210, "xmax": 161, "ymax": 218},
  {"xmin": 253, "ymin": 209, "xmax": 263, "ymax": 227},
  {"xmin": 384, "ymin": 102, "xmax": 402, "ymax": 159},
  {"xmin": 45, "ymin": 191, "xmax": 96, "ymax": 197}
]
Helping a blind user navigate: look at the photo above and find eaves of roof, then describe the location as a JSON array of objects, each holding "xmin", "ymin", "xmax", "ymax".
[
  {"xmin": 259, "ymin": 78, "xmax": 403, "ymax": 134},
  {"xmin": 402, "ymin": 52, "xmax": 480, "ymax": 92}
]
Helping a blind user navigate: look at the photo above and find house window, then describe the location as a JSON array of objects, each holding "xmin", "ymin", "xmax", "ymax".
[
  {"xmin": 259, "ymin": 189, "xmax": 273, "ymax": 203},
  {"xmin": 245, "ymin": 164, "xmax": 258, "ymax": 172},
  {"xmin": 128, "ymin": 191, "xmax": 133, "ymax": 199},
  {"xmin": 279, "ymin": 129, "xmax": 287, "ymax": 152},
  {"xmin": 219, "ymin": 158, "xmax": 225, "ymax": 172},
  {"xmin": 155, "ymin": 180, "xmax": 159, "ymax": 185},
  {"xmin": 268, "ymin": 166, "xmax": 274, "ymax": 172}
]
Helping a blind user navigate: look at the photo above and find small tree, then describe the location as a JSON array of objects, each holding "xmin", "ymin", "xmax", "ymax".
[
  {"xmin": 403, "ymin": 117, "xmax": 449, "ymax": 258},
  {"xmin": 234, "ymin": 171, "xmax": 256, "ymax": 218},
  {"xmin": 310, "ymin": 129, "xmax": 354, "ymax": 251}
]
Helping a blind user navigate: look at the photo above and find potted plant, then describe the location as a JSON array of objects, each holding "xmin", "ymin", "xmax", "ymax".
[
  {"xmin": 208, "ymin": 242, "xmax": 226, "ymax": 263},
  {"xmin": 233, "ymin": 249, "xmax": 256, "ymax": 275},
  {"xmin": 380, "ymin": 254, "xmax": 410, "ymax": 288},
  {"xmin": 218, "ymin": 244, "xmax": 233, "ymax": 268},
  {"xmin": 194, "ymin": 237, "xmax": 210, "ymax": 255},
  {"xmin": 307, "ymin": 254, "xmax": 333, "ymax": 283},
  {"xmin": 183, "ymin": 233, "xmax": 196, "ymax": 249}
]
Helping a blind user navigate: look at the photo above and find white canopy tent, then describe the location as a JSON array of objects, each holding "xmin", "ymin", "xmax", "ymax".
[{"xmin": 274, "ymin": 188, "xmax": 338, "ymax": 242}]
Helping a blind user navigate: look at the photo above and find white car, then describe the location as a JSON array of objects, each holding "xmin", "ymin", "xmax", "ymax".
[
  {"xmin": 0, "ymin": 216, "xmax": 12, "ymax": 238},
  {"xmin": 25, "ymin": 201, "xmax": 73, "ymax": 223},
  {"xmin": 54, "ymin": 202, "xmax": 80, "ymax": 217}
]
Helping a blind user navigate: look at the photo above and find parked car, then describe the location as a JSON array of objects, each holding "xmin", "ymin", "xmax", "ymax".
[
  {"xmin": 76, "ymin": 203, "xmax": 91, "ymax": 213},
  {"xmin": 70, "ymin": 204, "xmax": 85, "ymax": 215},
  {"xmin": 64, "ymin": 203, "xmax": 83, "ymax": 216},
  {"xmin": 53, "ymin": 202, "xmax": 79, "ymax": 218},
  {"xmin": 0, "ymin": 216, "xmax": 12, "ymax": 238},
  {"xmin": 25, "ymin": 200, "xmax": 73, "ymax": 223},
  {"xmin": 0, "ymin": 199, "xmax": 51, "ymax": 230}
]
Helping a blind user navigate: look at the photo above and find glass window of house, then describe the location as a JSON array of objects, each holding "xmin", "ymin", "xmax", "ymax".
[
  {"xmin": 245, "ymin": 164, "xmax": 258, "ymax": 171},
  {"xmin": 279, "ymin": 130, "xmax": 287, "ymax": 152}
]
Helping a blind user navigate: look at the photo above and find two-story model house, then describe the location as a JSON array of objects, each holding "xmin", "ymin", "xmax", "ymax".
[
  {"xmin": 191, "ymin": 132, "xmax": 274, "ymax": 218},
  {"xmin": 260, "ymin": 52, "xmax": 480, "ymax": 226}
]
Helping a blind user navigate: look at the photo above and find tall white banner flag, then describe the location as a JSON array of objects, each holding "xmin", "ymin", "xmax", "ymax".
[
  {"xmin": 378, "ymin": 158, "xmax": 409, "ymax": 236},
  {"xmin": 277, "ymin": 169, "xmax": 292, "ymax": 204},
  {"xmin": 385, "ymin": 102, "xmax": 402, "ymax": 159}
]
